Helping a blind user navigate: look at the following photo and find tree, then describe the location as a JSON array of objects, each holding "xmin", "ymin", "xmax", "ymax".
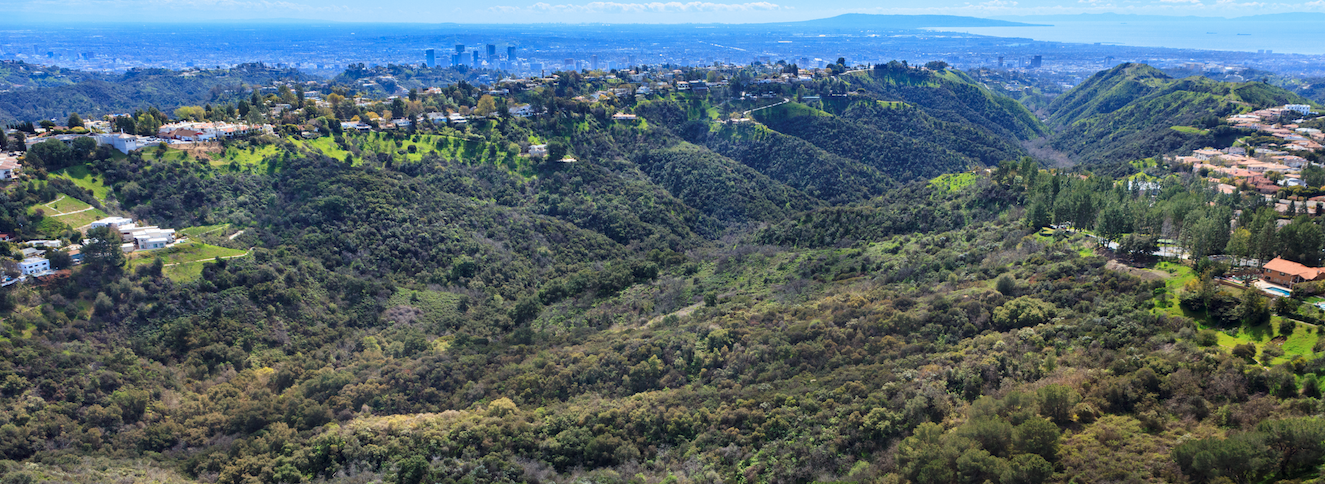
[
  {"xmin": 1012, "ymin": 417, "xmax": 1061, "ymax": 460},
  {"xmin": 1304, "ymin": 163, "xmax": 1325, "ymax": 188},
  {"xmin": 1238, "ymin": 287, "xmax": 1272, "ymax": 327},
  {"xmin": 996, "ymin": 275, "xmax": 1017, "ymax": 296},
  {"xmin": 1038, "ymin": 384, "xmax": 1081, "ymax": 425},
  {"xmin": 1001, "ymin": 453, "xmax": 1053, "ymax": 484},
  {"xmin": 1277, "ymin": 216, "xmax": 1324, "ymax": 265},
  {"xmin": 71, "ymin": 136, "xmax": 96, "ymax": 160},
  {"xmin": 992, "ymin": 297, "xmax": 1055, "ymax": 330},
  {"xmin": 1094, "ymin": 202, "xmax": 1130, "ymax": 242},
  {"xmin": 1024, "ymin": 197, "xmax": 1051, "ymax": 229},
  {"xmin": 1118, "ymin": 234, "xmax": 1158, "ymax": 261},
  {"xmin": 1172, "ymin": 432, "xmax": 1271, "ymax": 484},
  {"xmin": 1258, "ymin": 417, "xmax": 1325, "ymax": 477},
  {"xmin": 391, "ymin": 97, "xmax": 408, "ymax": 120},
  {"xmin": 46, "ymin": 250, "xmax": 72, "ymax": 270},
  {"xmin": 474, "ymin": 95, "xmax": 497, "ymax": 117},
  {"xmin": 66, "ymin": 112, "xmax": 83, "ymax": 128},
  {"xmin": 546, "ymin": 141, "xmax": 568, "ymax": 162},
  {"xmin": 83, "ymin": 226, "xmax": 126, "ymax": 273},
  {"xmin": 1226, "ymin": 227, "xmax": 1253, "ymax": 260}
]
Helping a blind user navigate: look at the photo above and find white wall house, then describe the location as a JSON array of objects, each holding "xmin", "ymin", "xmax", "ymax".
[
  {"xmin": 94, "ymin": 133, "xmax": 141, "ymax": 154},
  {"xmin": 0, "ymin": 156, "xmax": 20, "ymax": 181},
  {"xmin": 91, "ymin": 217, "xmax": 134, "ymax": 229},
  {"xmin": 18, "ymin": 257, "xmax": 49, "ymax": 275}
]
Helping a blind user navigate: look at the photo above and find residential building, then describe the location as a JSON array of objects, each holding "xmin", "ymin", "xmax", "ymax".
[
  {"xmin": 93, "ymin": 133, "xmax": 141, "ymax": 154},
  {"xmin": 0, "ymin": 155, "xmax": 20, "ymax": 181},
  {"xmin": 528, "ymin": 144, "xmax": 548, "ymax": 157},
  {"xmin": 1263, "ymin": 257, "xmax": 1325, "ymax": 287},
  {"xmin": 1286, "ymin": 104, "xmax": 1313, "ymax": 115},
  {"xmin": 18, "ymin": 257, "xmax": 50, "ymax": 275},
  {"xmin": 509, "ymin": 105, "xmax": 534, "ymax": 118},
  {"xmin": 90, "ymin": 216, "xmax": 134, "ymax": 229}
]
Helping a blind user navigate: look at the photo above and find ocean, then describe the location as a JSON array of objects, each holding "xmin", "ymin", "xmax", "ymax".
[{"xmin": 927, "ymin": 16, "xmax": 1325, "ymax": 55}]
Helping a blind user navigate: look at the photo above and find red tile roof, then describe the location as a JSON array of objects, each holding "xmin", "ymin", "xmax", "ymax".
[{"xmin": 1264, "ymin": 257, "xmax": 1325, "ymax": 280}]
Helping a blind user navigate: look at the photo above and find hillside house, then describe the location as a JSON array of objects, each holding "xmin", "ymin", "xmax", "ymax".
[
  {"xmin": 0, "ymin": 155, "xmax": 20, "ymax": 180},
  {"xmin": 91, "ymin": 216, "xmax": 134, "ymax": 229},
  {"xmin": 1263, "ymin": 257, "xmax": 1325, "ymax": 287},
  {"xmin": 509, "ymin": 105, "xmax": 534, "ymax": 118},
  {"xmin": 18, "ymin": 257, "xmax": 49, "ymax": 276}
]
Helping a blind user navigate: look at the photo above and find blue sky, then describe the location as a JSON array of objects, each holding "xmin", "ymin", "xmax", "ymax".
[{"xmin": 10, "ymin": 0, "xmax": 1325, "ymax": 23}]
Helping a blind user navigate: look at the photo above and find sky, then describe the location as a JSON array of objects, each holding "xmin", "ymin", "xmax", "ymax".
[{"xmin": 8, "ymin": 0, "xmax": 1325, "ymax": 23}]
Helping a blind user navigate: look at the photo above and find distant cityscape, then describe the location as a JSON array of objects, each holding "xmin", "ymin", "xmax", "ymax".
[{"xmin": 2, "ymin": 19, "xmax": 1324, "ymax": 86}]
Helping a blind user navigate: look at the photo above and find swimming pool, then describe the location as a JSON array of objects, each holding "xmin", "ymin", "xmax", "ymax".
[{"xmin": 1266, "ymin": 287, "xmax": 1291, "ymax": 297}]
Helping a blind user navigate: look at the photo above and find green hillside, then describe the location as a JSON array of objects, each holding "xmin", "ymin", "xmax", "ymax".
[
  {"xmin": 11, "ymin": 61, "xmax": 1325, "ymax": 484},
  {"xmin": 0, "ymin": 63, "xmax": 310, "ymax": 123},
  {"xmin": 697, "ymin": 121, "xmax": 894, "ymax": 204},
  {"xmin": 758, "ymin": 103, "xmax": 980, "ymax": 181},
  {"xmin": 1046, "ymin": 63, "xmax": 1315, "ymax": 165}
]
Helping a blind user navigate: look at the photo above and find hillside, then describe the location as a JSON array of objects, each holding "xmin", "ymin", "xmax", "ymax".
[
  {"xmin": 0, "ymin": 64, "xmax": 308, "ymax": 123},
  {"xmin": 9, "ymin": 62, "xmax": 1325, "ymax": 484},
  {"xmin": 1045, "ymin": 63, "xmax": 1314, "ymax": 165}
]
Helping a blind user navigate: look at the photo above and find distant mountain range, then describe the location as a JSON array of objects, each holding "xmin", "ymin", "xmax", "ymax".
[
  {"xmin": 991, "ymin": 12, "xmax": 1325, "ymax": 23},
  {"xmin": 772, "ymin": 14, "xmax": 1046, "ymax": 29}
]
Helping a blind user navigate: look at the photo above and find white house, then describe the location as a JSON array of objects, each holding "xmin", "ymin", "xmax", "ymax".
[
  {"xmin": 0, "ymin": 155, "xmax": 20, "ymax": 181},
  {"xmin": 94, "ymin": 133, "xmax": 141, "ymax": 154},
  {"xmin": 91, "ymin": 216, "xmax": 134, "ymax": 229},
  {"xmin": 528, "ymin": 144, "xmax": 548, "ymax": 157},
  {"xmin": 509, "ymin": 105, "xmax": 534, "ymax": 118},
  {"xmin": 1286, "ymin": 104, "xmax": 1313, "ymax": 115},
  {"xmin": 121, "ymin": 225, "xmax": 176, "ymax": 250},
  {"xmin": 18, "ymin": 257, "xmax": 49, "ymax": 275}
]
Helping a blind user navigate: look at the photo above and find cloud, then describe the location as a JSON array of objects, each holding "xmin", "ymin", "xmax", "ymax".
[
  {"xmin": 489, "ymin": 1, "xmax": 785, "ymax": 14},
  {"xmin": 1157, "ymin": 0, "xmax": 1201, "ymax": 4}
]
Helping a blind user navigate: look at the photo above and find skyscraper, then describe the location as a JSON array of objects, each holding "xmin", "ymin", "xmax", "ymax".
[
  {"xmin": 473, "ymin": 51, "xmax": 480, "ymax": 66},
  {"xmin": 486, "ymin": 44, "xmax": 497, "ymax": 59},
  {"xmin": 426, "ymin": 49, "xmax": 435, "ymax": 68},
  {"xmin": 997, "ymin": 56, "xmax": 1004, "ymax": 68},
  {"xmin": 1030, "ymin": 55, "xmax": 1043, "ymax": 68},
  {"xmin": 591, "ymin": 55, "xmax": 598, "ymax": 71},
  {"xmin": 455, "ymin": 44, "xmax": 465, "ymax": 55},
  {"xmin": 507, "ymin": 46, "xmax": 516, "ymax": 60}
]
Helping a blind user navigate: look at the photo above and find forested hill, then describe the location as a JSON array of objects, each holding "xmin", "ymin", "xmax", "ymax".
[
  {"xmin": 21, "ymin": 60, "xmax": 1325, "ymax": 484},
  {"xmin": 645, "ymin": 61, "xmax": 1042, "ymax": 202},
  {"xmin": 1044, "ymin": 62, "xmax": 1315, "ymax": 166},
  {"xmin": 0, "ymin": 64, "xmax": 308, "ymax": 123}
]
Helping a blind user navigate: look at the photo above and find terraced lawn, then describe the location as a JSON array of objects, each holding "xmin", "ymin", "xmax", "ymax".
[
  {"xmin": 28, "ymin": 194, "xmax": 109, "ymax": 229},
  {"xmin": 128, "ymin": 241, "xmax": 248, "ymax": 281}
]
